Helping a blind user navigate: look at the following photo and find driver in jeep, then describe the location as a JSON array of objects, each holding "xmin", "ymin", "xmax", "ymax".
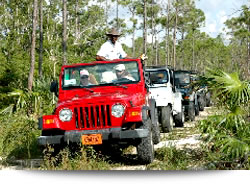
[{"xmin": 114, "ymin": 64, "xmax": 135, "ymax": 81}]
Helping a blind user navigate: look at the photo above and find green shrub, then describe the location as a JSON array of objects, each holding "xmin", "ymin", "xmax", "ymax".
[
  {"xmin": 148, "ymin": 146, "xmax": 190, "ymax": 170},
  {"xmin": 0, "ymin": 113, "xmax": 41, "ymax": 160}
]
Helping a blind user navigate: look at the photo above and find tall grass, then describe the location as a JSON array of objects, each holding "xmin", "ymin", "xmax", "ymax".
[
  {"xmin": 0, "ymin": 78, "xmax": 54, "ymax": 161},
  {"xmin": 40, "ymin": 146, "xmax": 118, "ymax": 170}
]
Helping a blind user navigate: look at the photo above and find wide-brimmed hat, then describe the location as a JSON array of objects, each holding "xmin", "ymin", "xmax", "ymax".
[{"xmin": 106, "ymin": 28, "xmax": 121, "ymax": 36}]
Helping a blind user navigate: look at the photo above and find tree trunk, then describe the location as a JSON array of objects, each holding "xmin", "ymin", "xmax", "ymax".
[
  {"xmin": 39, "ymin": 0, "xmax": 43, "ymax": 78},
  {"xmin": 28, "ymin": 0, "xmax": 38, "ymax": 91},
  {"xmin": 75, "ymin": 0, "xmax": 79, "ymax": 43},
  {"xmin": 116, "ymin": 0, "xmax": 119, "ymax": 29},
  {"xmin": 173, "ymin": 4, "xmax": 178, "ymax": 69},
  {"xmin": 143, "ymin": 0, "xmax": 147, "ymax": 60},
  {"xmin": 132, "ymin": 12, "xmax": 136, "ymax": 57},
  {"xmin": 105, "ymin": 0, "xmax": 108, "ymax": 26},
  {"xmin": 180, "ymin": 29, "xmax": 184, "ymax": 70},
  {"xmin": 62, "ymin": 0, "xmax": 67, "ymax": 65},
  {"xmin": 155, "ymin": 39, "xmax": 158, "ymax": 65},
  {"xmin": 247, "ymin": 24, "xmax": 250, "ymax": 78},
  {"xmin": 166, "ymin": 0, "xmax": 170, "ymax": 66},
  {"xmin": 151, "ymin": 0, "xmax": 155, "ymax": 65},
  {"xmin": 192, "ymin": 29, "xmax": 195, "ymax": 71}
]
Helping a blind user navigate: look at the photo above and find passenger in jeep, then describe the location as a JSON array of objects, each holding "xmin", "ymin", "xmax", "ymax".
[
  {"xmin": 80, "ymin": 69, "xmax": 94, "ymax": 86},
  {"xmin": 114, "ymin": 64, "xmax": 135, "ymax": 81}
]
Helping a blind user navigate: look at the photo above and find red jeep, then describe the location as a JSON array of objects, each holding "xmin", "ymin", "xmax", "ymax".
[{"xmin": 38, "ymin": 58, "xmax": 160, "ymax": 164}]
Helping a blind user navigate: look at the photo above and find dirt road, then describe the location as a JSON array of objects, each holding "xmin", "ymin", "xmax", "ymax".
[
  {"xmin": 112, "ymin": 107, "xmax": 213, "ymax": 170},
  {"xmin": 0, "ymin": 107, "xmax": 213, "ymax": 170}
]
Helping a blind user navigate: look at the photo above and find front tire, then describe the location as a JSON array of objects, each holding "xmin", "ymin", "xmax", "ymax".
[
  {"xmin": 195, "ymin": 99, "xmax": 199, "ymax": 116},
  {"xmin": 174, "ymin": 105, "xmax": 185, "ymax": 127},
  {"xmin": 161, "ymin": 106, "xmax": 174, "ymax": 132},
  {"xmin": 136, "ymin": 119, "xmax": 154, "ymax": 164},
  {"xmin": 198, "ymin": 95, "xmax": 205, "ymax": 111},
  {"xmin": 206, "ymin": 92, "xmax": 211, "ymax": 107},
  {"xmin": 152, "ymin": 108, "xmax": 161, "ymax": 144}
]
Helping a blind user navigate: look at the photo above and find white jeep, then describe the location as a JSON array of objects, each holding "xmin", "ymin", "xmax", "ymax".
[{"xmin": 145, "ymin": 66, "xmax": 184, "ymax": 133}]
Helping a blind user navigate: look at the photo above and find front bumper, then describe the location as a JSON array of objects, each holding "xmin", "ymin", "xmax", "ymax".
[{"xmin": 38, "ymin": 128, "xmax": 149, "ymax": 146}]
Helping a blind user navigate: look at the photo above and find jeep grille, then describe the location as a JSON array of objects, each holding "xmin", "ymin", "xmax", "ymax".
[{"xmin": 74, "ymin": 105, "xmax": 112, "ymax": 129}]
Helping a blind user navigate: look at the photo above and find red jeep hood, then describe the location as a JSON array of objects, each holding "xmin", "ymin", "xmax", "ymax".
[{"xmin": 57, "ymin": 91, "xmax": 144, "ymax": 107}]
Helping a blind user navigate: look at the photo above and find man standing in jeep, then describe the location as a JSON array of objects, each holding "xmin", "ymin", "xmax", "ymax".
[{"xmin": 96, "ymin": 28, "xmax": 130, "ymax": 61}]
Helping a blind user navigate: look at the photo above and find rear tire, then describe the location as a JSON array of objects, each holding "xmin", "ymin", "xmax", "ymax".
[
  {"xmin": 188, "ymin": 102, "xmax": 195, "ymax": 121},
  {"xmin": 136, "ymin": 119, "xmax": 154, "ymax": 164},
  {"xmin": 161, "ymin": 106, "xmax": 174, "ymax": 132}
]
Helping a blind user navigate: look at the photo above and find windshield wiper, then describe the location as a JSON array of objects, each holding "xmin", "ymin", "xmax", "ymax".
[
  {"xmin": 112, "ymin": 83, "xmax": 128, "ymax": 89},
  {"xmin": 64, "ymin": 85, "xmax": 94, "ymax": 93},
  {"xmin": 80, "ymin": 86, "xmax": 94, "ymax": 93}
]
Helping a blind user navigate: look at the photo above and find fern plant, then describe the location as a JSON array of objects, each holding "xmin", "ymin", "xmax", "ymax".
[
  {"xmin": 0, "ymin": 77, "xmax": 55, "ymax": 116},
  {"xmin": 199, "ymin": 68, "xmax": 250, "ymax": 169}
]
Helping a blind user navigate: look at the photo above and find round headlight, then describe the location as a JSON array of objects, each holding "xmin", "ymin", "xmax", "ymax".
[
  {"xmin": 59, "ymin": 108, "xmax": 73, "ymax": 122},
  {"xmin": 111, "ymin": 104, "xmax": 125, "ymax": 118}
]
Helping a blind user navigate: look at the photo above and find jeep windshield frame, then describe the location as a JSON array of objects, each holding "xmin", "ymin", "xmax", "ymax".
[
  {"xmin": 61, "ymin": 61, "xmax": 140, "ymax": 90},
  {"xmin": 145, "ymin": 70, "xmax": 169, "ymax": 84},
  {"xmin": 174, "ymin": 71, "xmax": 191, "ymax": 86}
]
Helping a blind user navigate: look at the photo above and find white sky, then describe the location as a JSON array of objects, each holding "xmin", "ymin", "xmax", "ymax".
[
  {"xmin": 116, "ymin": 0, "xmax": 249, "ymax": 47},
  {"xmin": 196, "ymin": 0, "xmax": 249, "ymax": 40}
]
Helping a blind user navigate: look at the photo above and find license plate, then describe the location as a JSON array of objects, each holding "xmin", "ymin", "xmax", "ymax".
[{"xmin": 82, "ymin": 134, "xmax": 102, "ymax": 145}]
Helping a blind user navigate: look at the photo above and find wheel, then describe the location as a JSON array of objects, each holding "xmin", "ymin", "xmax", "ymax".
[
  {"xmin": 198, "ymin": 96, "xmax": 205, "ymax": 111},
  {"xmin": 206, "ymin": 92, "xmax": 211, "ymax": 107},
  {"xmin": 187, "ymin": 102, "xmax": 195, "ymax": 121},
  {"xmin": 152, "ymin": 108, "xmax": 161, "ymax": 144},
  {"xmin": 174, "ymin": 105, "xmax": 184, "ymax": 127},
  {"xmin": 161, "ymin": 106, "xmax": 174, "ymax": 132},
  {"xmin": 195, "ymin": 99, "xmax": 199, "ymax": 116},
  {"xmin": 136, "ymin": 119, "xmax": 154, "ymax": 164}
]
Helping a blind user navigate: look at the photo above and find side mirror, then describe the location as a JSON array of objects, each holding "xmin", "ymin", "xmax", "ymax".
[{"xmin": 50, "ymin": 80, "xmax": 58, "ymax": 97}]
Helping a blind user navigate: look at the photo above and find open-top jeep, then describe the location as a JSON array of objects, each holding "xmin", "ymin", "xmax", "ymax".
[
  {"xmin": 191, "ymin": 73, "xmax": 211, "ymax": 107},
  {"xmin": 145, "ymin": 66, "xmax": 184, "ymax": 132},
  {"xmin": 174, "ymin": 70, "xmax": 199, "ymax": 121},
  {"xmin": 38, "ymin": 58, "xmax": 159, "ymax": 164},
  {"xmin": 190, "ymin": 72, "xmax": 206, "ymax": 111}
]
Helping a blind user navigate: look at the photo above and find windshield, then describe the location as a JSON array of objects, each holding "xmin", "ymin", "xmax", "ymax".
[
  {"xmin": 174, "ymin": 72, "xmax": 191, "ymax": 84},
  {"xmin": 62, "ymin": 61, "xmax": 140, "ymax": 89},
  {"xmin": 146, "ymin": 70, "xmax": 169, "ymax": 84}
]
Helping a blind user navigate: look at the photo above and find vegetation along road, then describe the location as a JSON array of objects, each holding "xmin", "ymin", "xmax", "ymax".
[
  {"xmin": 0, "ymin": 106, "xmax": 216, "ymax": 170},
  {"xmin": 0, "ymin": 1, "xmax": 249, "ymax": 170}
]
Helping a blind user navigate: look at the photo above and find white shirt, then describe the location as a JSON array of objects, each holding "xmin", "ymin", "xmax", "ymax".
[{"xmin": 97, "ymin": 40, "xmax": 127, "ymax": 60}]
